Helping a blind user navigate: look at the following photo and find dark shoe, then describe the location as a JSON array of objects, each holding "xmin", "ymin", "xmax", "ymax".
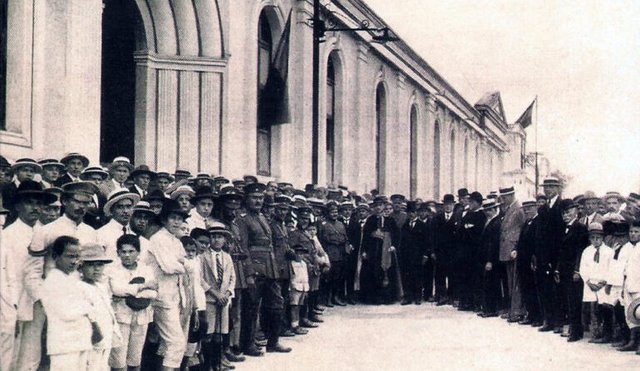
[
  {"xmin": 590, "ymin": 336, "xmax": 612, "ymax": 344},
  {"xmin": 280, "ymin": 329, "xmax": 295, "ymax": 337},
  {"xmin": 332, "ymin": 297, "xmax": 347, "ymax": 306},
  {"xmin": 293, "ymin": 326, "xmax": 309, "ymax": 335},
  {"xmin": 255, "ymin": 339, "xmax": 267, "ymax": 347},
  {"xmin": 436, "ymin": 300, "xmax": 447, "ymax": 306},
  {"xmin": 311, "ymin": 309, "xmax": 324, "ymax": 316},
  {"xmin": 347, "ymin": 298, "xmax": 357, "ymax": 305},
  {"xmin": 243, "ymin": 346, "xmax": 264, "ymax": 357},
  {"xmin": 309, "ymin": 315, "xmax": 324, "ymax": 323},
  {"xmin": 426, "ymin": 297, "xmax": 436, "ymax": 303},
  {"xmin": 508, "ymin": 316, "xmax": 524, "ymax": 323},
  {"xmin": 266, "ymin": 343, "xmax": 292, "ymax": 353},
  {"xmin": 567, "ymin": 334, "xmax": 583, "ymax": 342},
  {"xmin": 538, "ymin": 324, "xmax": 554, "ymax": 332},
  {"xmin": 401, "ymin": 299, "xmax": 413, "ymax": 306},
  {"xmin": 300, "ymin": 318, "xmax": 319, "ymax": 328},
  {"xmin": 480, "ymin": 312, "xmax": 499, "ymax": 318},
  {"xmin": 553, "ymin": 327, "xmax": 563, "ymax": 334},
  {"xmin": 414, "ymin": 298, "xmax": 422, "ymax": 305},
  {"xmin": 519, "ymin": 318, "xmax": 533, "ymax": 325},
  {"xmin": 531, "ymin": 321, "xmax": 543, "ymax": 327},
  {"xmin": 618, "ymin": 341, "xmax": 639, "ymax": 352},
  {"xmin": 225, "ymin": 352, "xmax": 246, "ymax": 362},
  {"xmin": 314, "ymin": 305, "xmax": 326, "ymax": 311},
  {"xmin": 324, "ymin": 302, "xmax": 334, "ymax": 308}
]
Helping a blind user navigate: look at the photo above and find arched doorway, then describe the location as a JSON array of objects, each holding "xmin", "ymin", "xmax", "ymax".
[
  {"xmin": 409, "ymin": 104, "xmax": 418, "ymax": 198},
  {"xmin": 100, "ymin": 0, "xmax": 145, "ymax": 164},
  {"xmin": 375, "ymin": 83, "xmax": 386, "ymax": 193}
]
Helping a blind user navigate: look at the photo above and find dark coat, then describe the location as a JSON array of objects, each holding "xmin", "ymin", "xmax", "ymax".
[
  {"xmin": 515, "ymin": 216, "xmax": 538, "ymax": 271},
  {"xmin": 481, "ymin": 216, "xmax": 502, "ymax": 265},
  {"xmin": 556, "ymin": 220, "xmax": 590, "ymax": 274},
  {"xmin": 399, "ymin": 218, "xmax": 429, "ymax": 267},
  {"xmin": 237, "ymin": 212, "xmax": 278, "ymax": 280},
  {"xmin": 53, "ymin": 173, "xmax": 75, "ymax": 187},
  {"xmin": 535, "ymin": 197, "xmax": 564, "ymax": 268},
  {"xmin": 456, "ymin": 209, "xmax": 487, "ymax": 261},
  {"xmin": 432, "ymin": 211, "xmax": 458, "ymax": 262}
]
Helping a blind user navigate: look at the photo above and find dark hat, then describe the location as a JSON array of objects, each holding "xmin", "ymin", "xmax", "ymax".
[
  {"xmin": 263, "ymin": 195, "xmax": 275, "ymax": 207},
  {"xmin": 243, "ymin": 175, "xmax": 258, "ymax": 184},
  {"xmin": 62, "ymin": 181, "xmax": 99, "ymax": 197},
  {"xmin": 541, "ymin": 177, "xmax": 561, "ymax": 187},
  {"xmin": 38, "ymin": 159, "xmax": 66, "ymax": 171},
  {"xmin": 559, "ymin": 199, "xmax": 578, "ymax": 212},
  {"xmin": 60, "ymin": 152, "xmax": 90, "ymax": 168},
  {"xmin": 144, "ymin": 189, "xmax": 167, "ymax": 202},
  {"xmin": 457, "ymin": 188, "xmax": 469, "ymax": 197},
  {"xmin": 499, "ymin": 186, "xmax": 515, "ymax": 196},
  {"xmin": 573, "ymin": 194, "xmax": 585, "ymax": 205},
  {"xmin": 11, "ymin": 158, "xmax": 42, "ymax": 174},
  {"xmin": 244, "ymin": 182, "xmax": 266, "ymax": 195},
  {"xmin": 442, "ymin": 194, "xmax": 455, "ymax": 204},
  {"xmin": 190, "ymin": 227, "xmax": 209, "ymax": 240},
  {"xmin": 218, "ymin": 185, "xmax": 243, "ymax": 202},
  {"xmin": 372, "ymin": 195, "xmax": 388, "ymax": 205},
  {"xmin": 156, "ymin": 172, "xmax": 174, "ymax": 182},
  {"xmin": 159, "ymin": 199, "xmax": 189, "ymax": 221},
  {"xmin": 130, "ymin": 165, "xmax": 157, "ymax": 180},
  {"xmin": 0, "ymin": 155, "xmax": 10, "ymax": 168},
  {"xmin": 80, "ymin": 166, "xmax": 109, "ymax": 181},
  {"xmin": 325, "ymin": 200, "xmax": 339, "ymax": 210},
  {"xmin": 208, "ymin": 221, "xmax": 231, "ymax": 236},
  {"xmin": 132, "ymin": 201, "xmax": 155, "ymax": 216},
  {"xmin": 614, "ymin": 221, "xmax": 630, "ymax": 237},
  {"xmin": 104, "ymin": 190, "xmax": 140, "ymax": 217},
  {"xmin": 274, "ymin": 195, "xmax": 293, "ymax": 208},
  {"xmin": 406, "ymin": 201, "xmax": 418, "ymax": 213},
  {"xmin": 14, "ymin": 180, "xmax": 57, "ymax": 204},
  {"xmin": 469, "ymin": 192, "xmax": 483, "ymax": 204},
  {"xmin": 108, "ymin": 156, "xmax": 134, "ymax": 172},
  {"xmin": 125, "ymin": 276, "xmax": 152, "ymax": 311},
  {"xmin": 390, "ymin": 194, "xmax": 405, "ymax": 202},
  {"xmin": 174, "ymin": 169, "xmax": 192, "ymax": 178},
  {"xmin": 189, "ymin": 187, "xmax": 216, "ymax": 205},
  {"xmin": 417, "ymin": 202, "xmax": 430, "ymax": 211}
]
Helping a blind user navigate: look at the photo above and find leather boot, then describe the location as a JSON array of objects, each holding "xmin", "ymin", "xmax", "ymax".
[{"xmin": 619, "ymin": 328, "xmax": 639, "ymax": 351}]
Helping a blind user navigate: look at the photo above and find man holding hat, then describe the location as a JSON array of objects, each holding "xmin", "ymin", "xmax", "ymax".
[
  {"xmin": 38, "ymin": 159, "xmax": 66, "ymax": 189},
  {"xmin": 129, "ymin": 165, "xmax": 156, "ymax": 199},
  {"xmin": 16, "ymin": 181, "xmax": 99, "ymax": 370},
  {"xmin": 1, "ymin": 181, "xmax": 55, "ymax": 370},
  {"xmin": 98, "ymin": 189, "xmax": 141, "ymax": 260},
  {"xmin": 556, "ymin": 199, "xmax": 590, "ymax": 342},
  {"xmin": 55, "ymin": 152, "xmax": 90, "ymax": 186},
  {"xmin": 433, "ymin": 194, "xmax": 458, "ymax": 306},
  {"xmin": 498, "ymin": 186, "xmax": 526, "ymax": 322},
  {"xmin": 236, "ymin": 182, "xmax": 291, "ymax": 354}
]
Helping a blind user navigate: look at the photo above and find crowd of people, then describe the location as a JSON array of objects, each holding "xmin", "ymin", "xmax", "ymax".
[{"xmin": 1, "ymin": 152, "xmax": 640, "ymax": 371}]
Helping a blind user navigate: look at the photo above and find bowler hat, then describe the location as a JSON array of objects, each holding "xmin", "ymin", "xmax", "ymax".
[
  {"xmin": 14, "ymin": 180, "xmax": 57, "ymax": 205},
  {"xmin": 442, "ymin": 194, "xmax": 455, "ymax": 204},
  {"xmin": 243, "ymin": 175, "xmax": 258, "ymax": 184},
  {"xmin": 417, "ymin": 202, "xmax": 430, "ymax": 211},
  {"xmin": 60, "ymin": 152, "xmax": 89, "ymax": 168},
  {"xmin": 406, "ymin": 201, "xmax": 417, "ymax": 213},
  {"xmin": 559, "ymin": 199, "xmax": 578, "ymax": 212},
  {"xmin": 469, "ymin": 192, "xmax": 483, "ymax": 204},
  {"xmin": 457, "ymin": 188, "xmax": 469, "ymax": 197},
  {"xmin": 104, "ymin": 190, "xmax": 140, "ymax": 217}
]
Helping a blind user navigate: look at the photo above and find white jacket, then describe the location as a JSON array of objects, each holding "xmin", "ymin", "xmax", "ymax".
[{"xmin": 579, "ymin": 244, "xmax": 613, "ymax": 301}]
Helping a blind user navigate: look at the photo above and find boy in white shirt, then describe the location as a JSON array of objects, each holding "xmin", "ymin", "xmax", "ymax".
[
  {"xmin": 289, "ymin": 245, "xmax": 310, "ymax": 335},
  {"xmin": 579, "ymin": 223, "xmax": 613, "ymax": 343},
  {"xmin": 618, "ymin": 222, "xmax": 640, "ymax": 352},
  {"xmin": 108, "ymin": 234, "xmax": 158, "ymax": 371}
]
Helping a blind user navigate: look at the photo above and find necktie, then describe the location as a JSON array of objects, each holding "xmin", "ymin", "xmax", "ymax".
[
  {"xmin": 122, "ymin": 226, "xmax": 127, "ymax": 235},
  {"xmin": 594, "ymin": 248, "xmax": 600, "ymax": 263},
  {"xmin": 216, "ymin": 253, "xmax": 223, "ymax": 288}
]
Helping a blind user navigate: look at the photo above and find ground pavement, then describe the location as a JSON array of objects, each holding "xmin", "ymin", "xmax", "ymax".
[{"xmin": 236, "ymin": 303, "xmax": 638, "ymax": 371}]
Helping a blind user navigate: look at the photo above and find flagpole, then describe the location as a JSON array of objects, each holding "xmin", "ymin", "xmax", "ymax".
[{"xmin": 534, "ymin": 95, "xmax": 539, "ymax": 191}]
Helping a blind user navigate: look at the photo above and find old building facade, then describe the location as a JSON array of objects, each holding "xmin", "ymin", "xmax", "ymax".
[{"xmin": 0, "ymin": 0, "xmax": 529, "ymax": 198}]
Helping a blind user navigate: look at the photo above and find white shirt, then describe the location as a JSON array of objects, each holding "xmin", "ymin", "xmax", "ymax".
[
  {"xmin": 606, "ymin": 242, "xmax": 635, "ymax": 287},
  {"xmin": 3, "ymin": 218, "xmax": 36, "ymax": 321},
  {"xmin": 107, "ymin": 261, "xmax": 157, "ymax": 326},
  {"xmin": 187, "ymin": 208, "xmax": 212, "ymax": 231},
  {"xmin": 549, "ymin": 195, "xmax": 559, "ymax": 208},
  {"xmin": 579, "ymin": 244, "xmax": 613, "ymax": 301},
  {"xmin": 624, "ymin": 242, "xmax": 640, "ymax": 293},
  {"xmin": 97, "ymin": 219, "xmax": 133, "ymax": 261},
  {"xmin": 133, "ymin": 184, "xmax": 147, "ymax": 198},
  {"xmin": 0, "ymin": 226, "xmax": 18, "ymax": 333}
]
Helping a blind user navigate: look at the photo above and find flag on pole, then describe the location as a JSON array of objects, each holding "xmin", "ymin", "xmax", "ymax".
[
  {"xmin": 515, "ymin": 100, "xmax": 535, "ymax": 128},
  {"xmin": 261, "ymin": 10, "xmax": 292, "ymax": 125}
]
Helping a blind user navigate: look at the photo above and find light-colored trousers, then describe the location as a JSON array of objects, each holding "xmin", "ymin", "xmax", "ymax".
[
  {"xmin": 153, "ymin": 306, "xmax": 187, "ymax": 368},
  {"xmin": 12, "ymin": 301, "xmax": 46, "ymax": 371}
]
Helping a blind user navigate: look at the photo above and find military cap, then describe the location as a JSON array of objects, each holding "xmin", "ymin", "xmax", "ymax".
[
  {"xmin": 62, "ymin": 181, "xmax": 99, "ymax": 197},
  {"xmin": 14, "ymin": 180, "xmax": 57, "ymax": 205},
  {"xmin": 457, "ymin": 188, "xmax": 469, "ymax": 197},
  {"xmin": 60, "ymin": 152, "xmax": 89, "ymax": 168},
  {"xmin": 190, "ymin": 187, "xmax": 216, "ymax": 205},
  {"xmin": 244, "ymin": 182, "xmax": 266, "ymax": 195},
  {"xmin": 218, "ymin": 185, "xmax": 243, "ymax": 201}
]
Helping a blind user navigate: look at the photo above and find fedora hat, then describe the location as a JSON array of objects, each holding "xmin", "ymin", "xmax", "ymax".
[
  {"xmin": 189, "ymin": 187, "xmax": 217, "ymax": 205},
  {"xmin": 60, "ymin": 152, "xmax": 89, "ymax": 168},
  {"xmin": 541, "ymin": 177, "xmax": 561, "ymax": 187},
  {"xmin": 626, "ymin": 297, "xmax": 640, "ymax": 326},
  {"xmin": 14, "ymin": 180, "xmax": 57, "ymax": 205},
  {"xmin": 130, "ymin": 165, "xmax": 157, "ymax": 180},
  {"xmin": 499, "ymin": 186, "xmax": 515, "ymax": 196},
  {"xmin": 11, "ymin": 158, "xmax": 42, "ymax": 174},
  {"xmin": 104, "ymin": 190, "xmax": 140, "ymax": 217},
  {"xmin": 108, "ymin": 156, "xmax": 134, "ymax": 172}
]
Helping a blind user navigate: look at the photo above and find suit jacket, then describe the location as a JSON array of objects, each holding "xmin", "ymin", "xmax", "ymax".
[
  {"xmin": 481, "ymin": 215, "xmax": 502, "ymax": 265},
  {"xmin": 53, "ymin": 173, "xmax": 76, "ymax": 187},
  {"xmin": 456, "ymin": 209, "xmax": 486, "ymax": 260},
  {"xmin": 200, "ymin": 250, "xmax": 236, "ymax": 301},
  {"xmin": 499, "ymin": 201, "xmax": 525, "ymax": 262},
  {"xmin": 399, "ymin": 218, "xmax": 429, "ymax": 266},
  {"xmin": 515, "ymin": 216, "xmax": 538, "ymax": 271},
  {"xmin": 433, "ymin": 211, "xmax": 458, "ymax": 262},
  {"xmin": 556, "ymin": 220, "xmax": 590, "ymax": 274},
  {"xmin": 535, "ymin": 197, "xmax": 564, "ymax": 268},
  {"xmin": 318, "ymin": 219, "xmax": 349, "ymax": 262}
]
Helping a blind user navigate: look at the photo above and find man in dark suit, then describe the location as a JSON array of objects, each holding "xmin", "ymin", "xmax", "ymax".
[
  {"xmin": 534, "ymin": 177, "xmax": 565, "ymax": 332},
  {"xmin": 399, "ymin": 201, "xmax": 429, "ymax": 305},
  {"xmin": 515, "ymin": 200, "xmax": 543, "ymax": 326},
  {"xmin": 433, "ymin": 194, "xmax": 458, "ymax": 305},
  {"xmin": 54, "ymin": 152, "xmax": 89, "ymax": 186},
  {"xmin": 129, "ymin": 165, "xmax": 157, "ymax": 199},
  {"xmin": 479, "ymin": 199, "xmax": 502, "ymax": 317},
  {"xmin": 556, "ymin": 199, "xmax": 590, "ymax": 342},
  {"xmin": 455, "ymin": 191, "xmax": 487, "ymax": 311}
]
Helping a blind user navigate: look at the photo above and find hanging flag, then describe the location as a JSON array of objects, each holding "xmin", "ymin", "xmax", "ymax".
[
  {"xmin": 515, "ymin": 100, "xmax": 535, "ymax": 128},
  {"xmin": 260, "ymin": 10, "xmax": 292, "ymax": 125}
]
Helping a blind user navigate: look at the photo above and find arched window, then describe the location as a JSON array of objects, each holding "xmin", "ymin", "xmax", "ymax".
[
  {"xmin": 257, "ymin": 11, "xmax": 273, "ymax": 175},
  {"xmin": 450, "ymin": 130, "xmax": 456, "ymax": 191},
  {"xmin": 0, "ymin": 0, "xmax": 7, "ymax": 131},
  {"xmin": 409, "ymin": 104, "xmax": 418, "ymax": 198},
  {"xmin": 463, "ymin": 137, "xmax": 469, "ymax": 186},
  {"xmin": 375, "ymin": 83, "xmax": 386, "ymax": 192},
  {"xmin": 326, "ymin": 57, "xmax": 336, "ymax": 183},
  {"xmin": 433, "ymin": 120, "xmax": 440, "ymax": 199}
]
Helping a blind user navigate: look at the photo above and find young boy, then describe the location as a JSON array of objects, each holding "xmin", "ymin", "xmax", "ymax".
[
  {"xmin": 180, "ymin": 236, "xmax": 207, "ymax": 370},
  {"xmin": 579, "ymin": 223, "xmax": 613, "ymax": 343},
  {"xmin": 40, "ymin": 236, "xmax": 96, "ymax": 371},
  {"xmin": 289, "ymin": 245, "xmax": 310, "ymax": 335},
  {"xmin": 108, "ymin": 234, "xmax": 158, "ymax": 371},
  {"xmin": 619, "ymin": 221, "xmax": 640, "ymax": 351},
  {"xmin": 200, "ymin": 222, "xmax": 235, "ymax": 371},
  {"xmin": 79, "ymin": 244, "xmax": 119, "ymax": 370}
]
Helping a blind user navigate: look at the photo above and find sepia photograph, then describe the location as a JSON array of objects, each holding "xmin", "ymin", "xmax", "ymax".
[{"xmin": 0, "ymin": 0, "xmax": 639, "ymax": 370}]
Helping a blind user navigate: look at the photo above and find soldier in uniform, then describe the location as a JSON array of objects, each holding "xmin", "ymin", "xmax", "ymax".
[
  {"xmin": 236, "ymin": 183, "xmax": 291, "ymax": 354},
  {"xmin": 270, "ymin": 195, "xmax": 295, "ymax": 336},
  {"xmin": 318, "ymin": 201, "xmax": 350, "ymax": 306}
]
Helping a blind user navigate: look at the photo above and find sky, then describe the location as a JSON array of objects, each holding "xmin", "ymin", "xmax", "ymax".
[{"xmin": 364, "ymin": 0, "xmax": 640, "ymax": 196}]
